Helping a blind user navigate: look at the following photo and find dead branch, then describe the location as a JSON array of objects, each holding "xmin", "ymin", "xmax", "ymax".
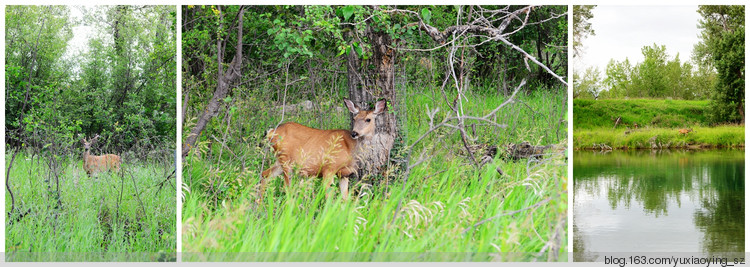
[
  {"xmin": 385, "ymin": 5, "xmax": 567, "ymax": 86},
  {"xmin": 182, "ymin": 6, "xmax": 246, "ymax": 158},
  {"xmin": 6, "ymin": 149, "xmax": 20, "ymax": 216}
]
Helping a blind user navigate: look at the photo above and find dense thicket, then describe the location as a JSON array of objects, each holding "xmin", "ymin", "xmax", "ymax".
[
  {"xmin": 182, "ymin": 6, "xmax": 566, "ymax": 101},
  {"xmin": 696, "ymin": 5, "xmax": 745, "ymax": 123},
  {"xmin": 6, "ymin": 6, "xmax": 176, "ymax": 154},
  {"xmin": 182, "ymin": 5, "xmax": 567, "ymax": 159}
]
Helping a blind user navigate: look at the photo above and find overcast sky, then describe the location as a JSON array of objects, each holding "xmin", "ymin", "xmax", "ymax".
[
  {"xmin": 575, "ymin": 6, "xmax": 702, "ymax": 74},
  {"xmin": 66, "ymin": 7, "xmax": 93, "ymax": 57}
]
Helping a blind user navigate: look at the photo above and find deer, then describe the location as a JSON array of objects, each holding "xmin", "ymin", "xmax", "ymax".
[
  {"xmin": 80, "ymin": 134, "xmax": 122, "ymax": 177},
  {"xmin": 678, "ymin": 128, "xmax": 693, "ymax": 135},
  {"xmin": 258, "ymin": 99, "xmax": 386, "ymax": 202}
]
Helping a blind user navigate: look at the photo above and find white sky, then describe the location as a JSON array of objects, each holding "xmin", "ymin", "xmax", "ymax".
[
  {"xmin": 68, "ymin": 7, "xmax": 92, "ymax": 55},
  {"xmin": 575, "ymin": 6, "xmax": 702, "ymax": 73},
  {"xmin": 63, "ymin": 6, "xmax": 95, "ymax": 76}
]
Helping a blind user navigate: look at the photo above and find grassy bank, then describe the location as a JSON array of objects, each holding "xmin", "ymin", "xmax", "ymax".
[
  {"xmin": 182, "ymin": 86, "xmax": 567, "ymax": 261},
  {"xmin": 5, "ymin": 152, "xmax": 176, "ymax": 261},
  {"xmin": 574, "ymin": 98, "xmax": 709, "ymax": 129},
  {"xmin": 573, "ymin": 99, "xmax": 744, "ymax": 149},
  {"xmin": 574, "ymin": 126, "xmax": 744, "ymax": 149}
]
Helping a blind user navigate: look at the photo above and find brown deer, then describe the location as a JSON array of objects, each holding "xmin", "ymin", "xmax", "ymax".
[
  {"xmin": 678, "ymin": 128, "xmax": 693, "ymax": 135},
  {"xmin": 81, "ymin": 134, "xmax": 121, "ymax": 177},
  {"xmin": 258, "ymin": 99, "xmax": 386, "ymax": 202}
]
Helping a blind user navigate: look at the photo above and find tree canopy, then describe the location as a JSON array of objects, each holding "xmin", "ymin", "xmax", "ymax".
[
  {"xmin": 5, "ymin": 5, "xmax": 176, "ymax": 154},
  {"xmin": 696, "ymin": 5, "xmax": 745, "ymax": 123}
]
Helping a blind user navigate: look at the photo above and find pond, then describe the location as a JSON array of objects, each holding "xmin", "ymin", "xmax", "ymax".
[{"xmin": 573, "ymin": 149, "xmax": 744, "ymax": 261}]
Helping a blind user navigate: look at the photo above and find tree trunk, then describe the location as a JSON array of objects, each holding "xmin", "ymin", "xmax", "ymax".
[
  {"xmin": 182, "ymin": 7, "xmax": 245, "ymax": 158},
  {"xmin": 345, "ymin": 25, "xmax": 397, "ymax": 178}
]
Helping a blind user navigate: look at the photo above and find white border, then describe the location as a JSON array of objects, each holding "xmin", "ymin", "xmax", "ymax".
[
  {"xmin": 1, "ymin": 4, "xmax": 6, "ymax": 261},
  {"xmin": 175, "ymin": 4, "xmax": 183, "ymax": 262}
]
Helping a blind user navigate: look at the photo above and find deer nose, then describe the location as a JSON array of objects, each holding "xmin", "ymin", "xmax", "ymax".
[{"xmin": 350, "ymin": 131, "xmax": 359, "ymax": 139}]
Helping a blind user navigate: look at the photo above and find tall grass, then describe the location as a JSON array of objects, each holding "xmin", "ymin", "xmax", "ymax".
[
  {"xmin": 5, "ymin": 152, "xmax": 176, "ymax": 262},
  {"xmin": 182, "ymin": 85, "xmax": 567, "ymax": 261}
]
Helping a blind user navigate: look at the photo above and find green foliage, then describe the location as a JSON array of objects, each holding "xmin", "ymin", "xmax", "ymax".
[
  {"xmin": 572, "ymin": 5, "xmax": 595, "ymax": 58},
  {"xmin": 573, "ymin": 99, "xmax": 744, "ymax": 149},
  {"xmin": 696, "ymin": 6, "xmax": 745, "ymax": 124},
  {"xmin": 5, "ymin": 153, "xmax": 176, "ymax": 261},
  {"xmin": 598, "ymin": 44, "xmax": 712, "ymax": 100},
  {"xmin": 573, "ymin": 66, "xmax": 602, "ymax": 99},
  {"xmin": 574, "ymin": 126, "xmax": 744, "ymax": 149},
  {"xmin": 573, "ymin": 99, "xmax": 711, "ymax": 129},
  {"xmin": 5, "ymin": 6, "xmax": 176, "ymax": 152},
  {"xmin": 6, "ymin": 6, "xmax": 74, "ymax": 138},
  {"xmin": 181, "ymin": 6, "xmax": 568, "ymax": 259},
  {"xmin": 5, "ymin": 6, "xmax": 176, "ymax": 259},
  {"xmin": 182, "ymin": 85, "xmax": 567, "ymax": 260}
]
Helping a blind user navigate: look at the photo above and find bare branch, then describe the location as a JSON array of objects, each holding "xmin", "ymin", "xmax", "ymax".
[{"xmin": 384, "ymin": 5, "xmax": 567, "ymax": 86}]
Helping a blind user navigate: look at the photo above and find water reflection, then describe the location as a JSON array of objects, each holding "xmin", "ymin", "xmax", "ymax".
[{"xmin": 573, "ymin": 149, "xmax": 744, "ymax": 261}]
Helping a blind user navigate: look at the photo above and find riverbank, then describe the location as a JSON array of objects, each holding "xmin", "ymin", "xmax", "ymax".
[
  {"xmin": 574, "ymin": 125, "xmax": 744, "ymax": 150},
  {"xmin": 574, "ymin": 99, "xmax": 709, "ymax": 129}
]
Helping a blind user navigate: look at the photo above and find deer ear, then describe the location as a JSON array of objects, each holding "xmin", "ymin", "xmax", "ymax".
[
  {"xmin": 344, "ymin": 99, "xmax": 359, "ymax": 114},
  {"xmin": 373, "ymin": 100, "xmax": 387, "ymax": 115}
]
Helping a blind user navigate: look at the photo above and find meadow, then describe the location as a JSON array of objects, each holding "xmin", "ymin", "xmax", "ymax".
[
  {"xmin": 182, "ymin": 85, "xmax": 567, "ymax": 261},
  {"xmin": 5, "ymin": 152, "xmax": 176, "ymax": 262},
  {"xmin": 573, "ymin": 99, "xmax": 744, "ymax": 149}
]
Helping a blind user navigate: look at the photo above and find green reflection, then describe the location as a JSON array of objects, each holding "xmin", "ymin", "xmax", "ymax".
[{"xmin": 574, "ymin": 149, "xmax": 744, "ymax": 259}]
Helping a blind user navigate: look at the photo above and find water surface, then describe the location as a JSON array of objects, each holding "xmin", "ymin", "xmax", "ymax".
[{"xmin": 573, "ymin": 149, "xmax": 744, "ymax": 261}]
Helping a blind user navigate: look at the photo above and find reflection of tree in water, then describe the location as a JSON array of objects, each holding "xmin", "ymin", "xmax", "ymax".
[
  {"xmin": 574, "ymin": 149, "xmax": 744, "ymax": 253},
  {"xmin": 576, "ymin": 150, "xmax": 700, "ymax": 216},
  {"xmin": 693, "ymin": 159, "xmax": 744, "ymax": 253},
  {"xmin": 573, "ymin": 223, "xmax": 597, "ymax": 262}
]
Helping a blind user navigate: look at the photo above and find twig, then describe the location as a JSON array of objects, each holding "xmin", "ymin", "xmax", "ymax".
[
  {"xmin": 156, "ymin": 169, "xmax": 176, "ymax": 196},
  {"xmin": 6, "ymin": 149, "xmax": 20, "ymax": 216},
  {"xmin": 129, "ymin": 170, "xmax": 147, "ymax": 217},
  {"xmin": 116, "ymin": 166, "xmax": 126, "ymax": 223}
]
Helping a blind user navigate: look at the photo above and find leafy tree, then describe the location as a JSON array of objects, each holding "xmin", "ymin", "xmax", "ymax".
[
  {"xmin": 598, "ymin": 44, "xmax": 715, "ymax": 101},
  {"xmin": 635, "ymin": 44, "xmax": 668, "ymax": 98},
  {"xmin": 574, "ymin": 66, "xmax": 602, "ymax": 99},
  {"xmin": 5, "ymin": 6, "xmax": 176, "ymax": 154},
  {"xmin": 696, "ymin": 5, "xmax": 745, "ymax": 124},
  {"xmin": 573, "ymin": 5, "xmax": 596, "ymax": 58},
  {"xmin": 603, "ymin": 58, "xmax": 632, "ymax": 98},
  {"xmin": 6, "ymin": 6, "xmax": 74, "ymax": 146}
]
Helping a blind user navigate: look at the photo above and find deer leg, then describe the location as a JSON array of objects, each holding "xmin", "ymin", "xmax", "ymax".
[
  {"xmin": 281, "ymin": 166, "xmax": 292, "ymax": 187},
  {"xmin": 322, "ymin": 171, "xmax": 336, "ymax": 199},
  {"xmin": 258, "ymin": 163, "xmax": 283, "ymax": 203},
  {"xmin": 339, "ymin": 176, "xmax": 349, "ymax": 200}
]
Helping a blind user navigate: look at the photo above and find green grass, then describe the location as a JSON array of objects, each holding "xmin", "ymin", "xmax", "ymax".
[
  {"xmin": 574, "ymin": 125, "xmax": 745, "ymax": 149},
  {"xmin": 182, "ymin": 86, "xmax": 567, "ymax": 261},
  {"xmin": 573, "ymin": 98, "xmax": 710, "ymax": 129},
  {"xmin": 5, "ymin": 152, "xmax": 176, "ymax": 262},
  {"xmin": 573, "ymin": 99, "xmax": 744, "ymax": 149}
]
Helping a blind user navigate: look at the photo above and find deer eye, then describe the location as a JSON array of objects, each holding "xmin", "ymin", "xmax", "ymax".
[{"xmin": 365, "ymin": 119, "xmax": 371, "ymax": 122}]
